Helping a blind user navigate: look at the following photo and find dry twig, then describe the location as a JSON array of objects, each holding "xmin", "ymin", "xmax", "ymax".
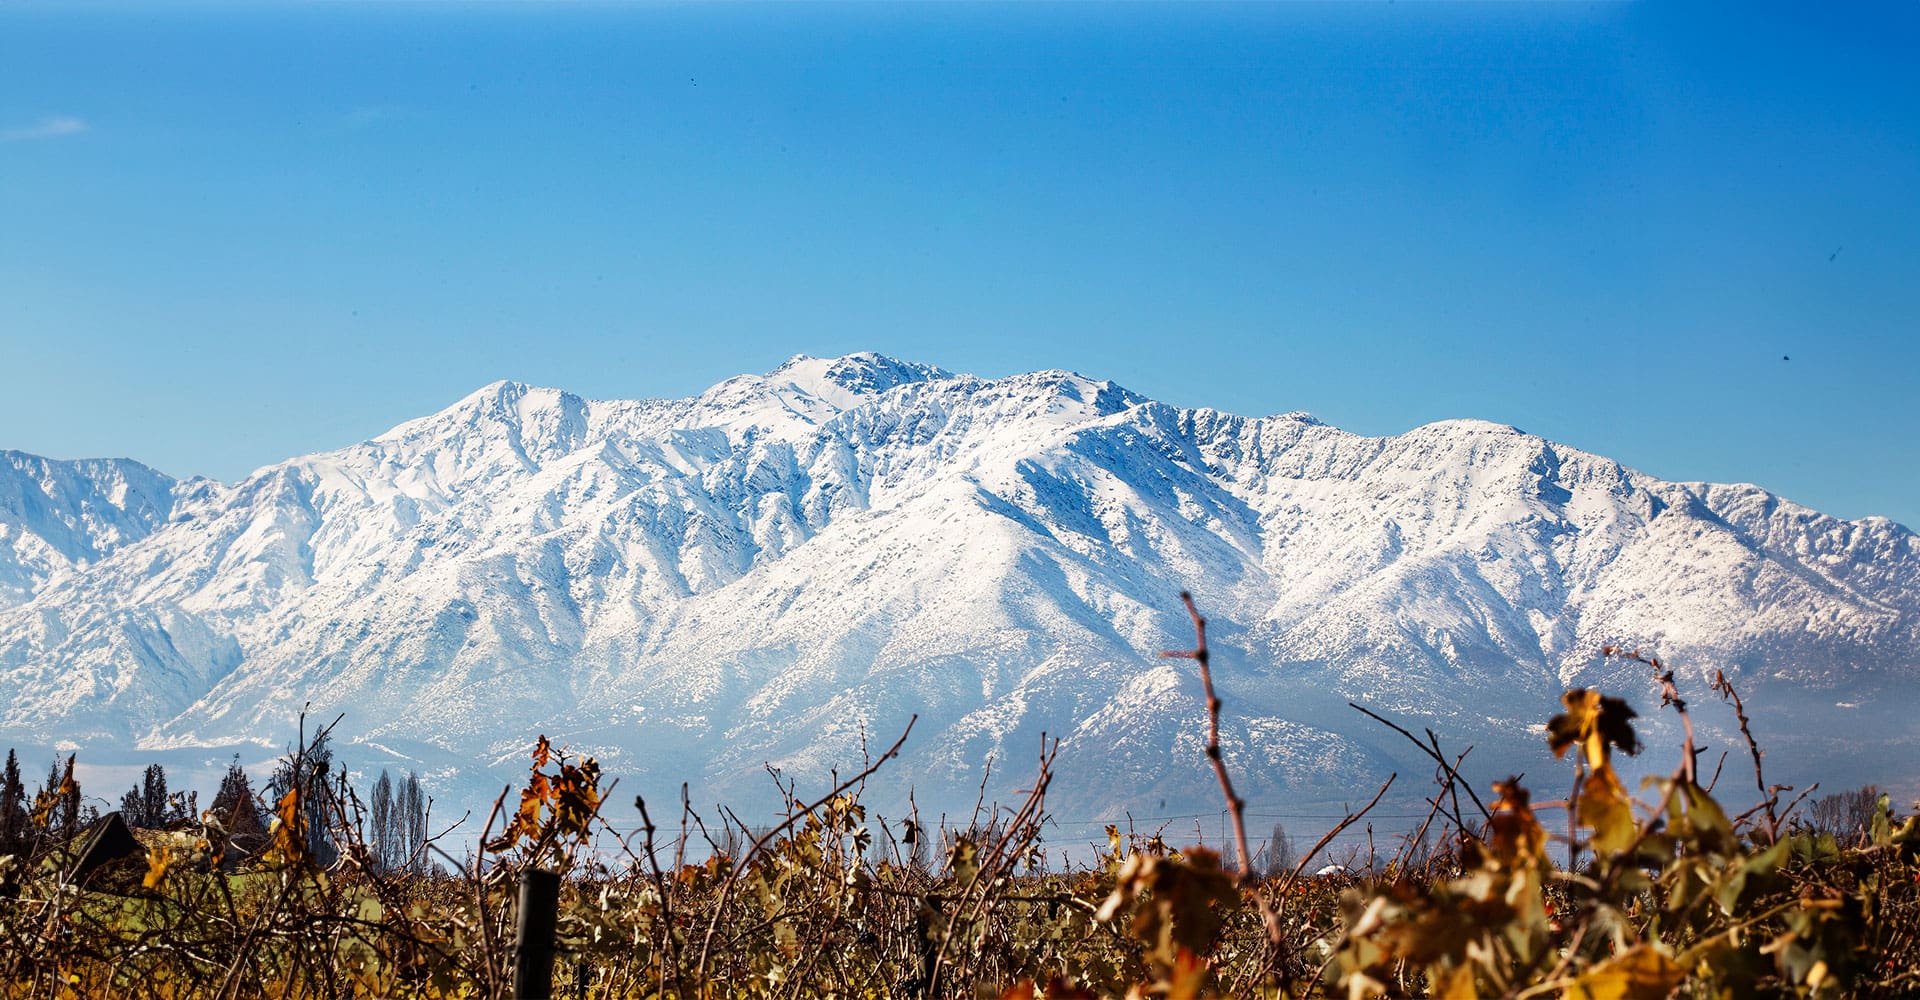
[{"xmin": 1160, "ymin": 591, "xmax": 1286, "ymax": 954}]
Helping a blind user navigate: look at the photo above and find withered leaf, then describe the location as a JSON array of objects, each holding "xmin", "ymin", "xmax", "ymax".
[{"xmin": 1548, "ymin": 689, "xmax": 1641, "ymax": 766}]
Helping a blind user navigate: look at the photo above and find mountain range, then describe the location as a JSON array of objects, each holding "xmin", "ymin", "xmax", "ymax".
[{"xmin": 3, "ymin": 353, "xmax": 1914, "ymax": 837}]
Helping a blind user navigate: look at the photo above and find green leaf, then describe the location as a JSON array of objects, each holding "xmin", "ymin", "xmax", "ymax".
[
  {"xmin": 1669, "ymin": 782, "xmax": 1736, "ymax": 857},
  {"xmin": 1714, "ymin": 837, "xmax": 1786, "ymax": 916},
  {"xmin": 1791, "ymin": 831, "xmax": 1841, "ymax": 865}
]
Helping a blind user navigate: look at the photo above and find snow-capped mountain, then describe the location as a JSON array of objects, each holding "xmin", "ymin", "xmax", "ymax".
[
  {"xmin": 2, "ymin": 354, "xmax": 1915, "ymax": 830},
  {"xmin": 0, "ymin": 451, "xmax": 179, "ymax": 607}
]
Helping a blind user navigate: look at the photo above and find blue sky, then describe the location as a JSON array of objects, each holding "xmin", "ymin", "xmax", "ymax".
[{"xmin": 2, "ymin": 3, "xmax": 1916, "ymax": 527}]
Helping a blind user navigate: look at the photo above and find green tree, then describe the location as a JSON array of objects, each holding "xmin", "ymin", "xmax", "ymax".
[
  {"xmin": 40, "ymin": 755, "xmax": 81, "ymax": 838},
  {"xmin": 0, "ymin": 749, "xmax": 23, "ymax": 850},
  {"xmin": 208, "ymin": 755, "xmax": 267, "ymax": 859},
  {"xmin": 121, "ymin": 763, "xmax": 173, "ymax": 827}
]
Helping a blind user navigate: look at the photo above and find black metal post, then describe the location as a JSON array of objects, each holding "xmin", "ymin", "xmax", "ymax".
[{"xmin": 513, "ymin": 868, "xmax": 561, "ymax": 1000}]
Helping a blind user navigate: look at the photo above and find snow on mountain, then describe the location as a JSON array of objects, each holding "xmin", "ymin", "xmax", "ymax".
[
  {"xmin": 0, "ymin": 451, "xmax": 180, "ymax": 606},
  {"xmin": 1, "ymin": 352, "xmax": 1914, "ymax": 829}
]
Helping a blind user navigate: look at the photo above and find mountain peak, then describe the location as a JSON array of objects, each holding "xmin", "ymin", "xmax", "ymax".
[
  {"xmin": 769, "ymin": 352, "xmax": 953, "ymax": 404},
  {"xmin": 462, "ymin": 377, "xmax": 534, "ymax": 402},
  {"xmin": 1410, "ymin": 417, "xmax": 1527, "ymax": 437},
  {"xmin": 381, "ymin": 380, "xmax": 582, "ymax": 437}
]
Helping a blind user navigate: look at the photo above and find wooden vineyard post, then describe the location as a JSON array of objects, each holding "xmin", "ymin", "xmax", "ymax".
[
  {"xmin": 513, "ymin": 868, "xmax": 561, "ymax": 1000},
  {"xmin": 915, "ymin": 895, "xmax": 940, "ymax": 998}
]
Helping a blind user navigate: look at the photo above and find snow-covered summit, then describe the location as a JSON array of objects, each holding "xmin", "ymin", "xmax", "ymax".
[
  {"xmin": 0, "ymin": 354, "xmax": 1913, "ymax": 822},
  {"xmin": 768, "ymin": 352, "xmax": 953, "ymax": 408}
]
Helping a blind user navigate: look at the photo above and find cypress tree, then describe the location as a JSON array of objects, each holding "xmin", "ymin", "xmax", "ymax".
[
  {"xmin": 370, "ymin": 770, "xmax": 395, "ymax": 872},
  {"xmin": 56, "ymin": 756, "xmax": 79, "ymax": 838},
  {"xmin": 142, "ymin": 764, "xmax": 168, "ymax": 827},
  {"xmin": 400, "ymin": 771, "xmax": 428, "ymax": 874},
  {"xmin": 0, "ymin": 750, "xmax": 24, "ymax": 850},
  {"xmin": 122, "ymin": 763, "xmax": 173, "ymax": 827},
  {"xmin": 209, "ymin": 755, "xmax": 267, "ymax": 859},
  {"xmin": 39, "ymin": 757, "xmax": 61, "ymax": 830}
]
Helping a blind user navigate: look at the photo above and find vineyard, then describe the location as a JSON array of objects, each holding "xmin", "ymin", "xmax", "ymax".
[{"xmin": 1, "ymin": 599, "xmax": 1916, "ymax": 998}]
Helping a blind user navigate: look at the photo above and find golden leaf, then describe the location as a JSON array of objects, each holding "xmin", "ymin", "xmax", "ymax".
[
  {"xmin": 1547, "ymin": 690, "xmax": 1640, "ymax": 768},
  {"xmin": 1564, "ymin": 944, "xmax": 1685, "ymax": 1000},
  {"xmin": 1433, "ymin": 963, "xmax": 1478, "ymax": 1000},
  {"xmin": 1579, "ymin": 762, "xmax": 1637, "ymax": 859},
  {"xmin": 1489, "ymin": 778, "xmax": 1547, "ymax": 869},
  {"xmin": 1165, "ymin": 947, "xmax": 1208, "ymax": 1000},
  {"xmin": 270, "ymin": 787, "xmax": 306, "ymax": 865},
  {"xmin": 143, "ymin": 844, "xmax": 172, "ymax": 889}
]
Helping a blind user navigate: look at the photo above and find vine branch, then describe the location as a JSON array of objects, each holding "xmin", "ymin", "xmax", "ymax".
[{"xmin": 1160, "ymin": 591, "xmax": 1285, "ymax": 953}]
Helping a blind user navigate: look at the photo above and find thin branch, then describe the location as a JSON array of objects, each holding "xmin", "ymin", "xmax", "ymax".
[
  {"xmin": 1603, "ymin": 646, "xmax": 1697, "ymax": 785},
  {"xmin": 1160, "ymin": 591, "xmax": 1285, "ymax": 954},
  {"xmin": 632, "ymin": 794, "xmax": 679, "ymax": 997},
  {"xmin": 1711, "ymin": 669, "xmax": 1782, "ymax": 838},
  {"xmin": 694, "ymin": 715, "xmax": 916, "ymax": 984},
  {"xmin": 927, "ymin": 736, "xmax": 1059, "ymax": 994},
  {"xmin": 1349, "ymin": 702, "xmax": 1490, "ymax": 820},
  {"xmin": 1277, "ymin": 773, "xmax": 1397, "ymax": 898}
]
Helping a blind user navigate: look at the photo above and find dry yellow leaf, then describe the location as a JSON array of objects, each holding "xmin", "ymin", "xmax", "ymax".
[{"xmin": 1564, "ymin": 944, "xmax": 1685, "ymax": 1000}]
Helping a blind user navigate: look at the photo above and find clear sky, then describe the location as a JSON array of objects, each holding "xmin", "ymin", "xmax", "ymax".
[{"xmin": 2, "ymin": 3, "xmax": 1916, "ymax": 527}]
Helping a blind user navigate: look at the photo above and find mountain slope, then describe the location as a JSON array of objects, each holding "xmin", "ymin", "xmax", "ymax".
[
  {"xmin": 0, "ymin": 452, "xmax": 180, "ymax": 606},
  {"xmin": 1, "ymin": 354, "xmax": 1913, "ymax": 824}
]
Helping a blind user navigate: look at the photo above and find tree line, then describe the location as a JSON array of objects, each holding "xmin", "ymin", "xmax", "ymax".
[{"xmin": 0, "ymin": 734, "xmax": 431, "ymax": 875}]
